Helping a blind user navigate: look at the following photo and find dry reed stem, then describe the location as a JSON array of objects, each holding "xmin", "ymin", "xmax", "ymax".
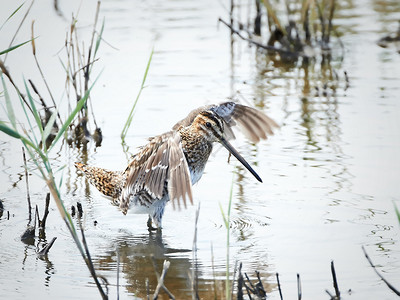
[{"xmin": 31, "ymin": 21, "xmax": 63, "ymax": 125}]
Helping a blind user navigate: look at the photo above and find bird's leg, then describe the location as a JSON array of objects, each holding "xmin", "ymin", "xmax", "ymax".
[{"xmin": 147, "ymin": 216, "xmax": 158, "ymax": 231}]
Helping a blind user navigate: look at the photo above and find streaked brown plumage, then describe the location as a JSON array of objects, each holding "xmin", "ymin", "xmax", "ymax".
[{"xmin": 75, "ymin": 102, "xmax": 278, "ymax": 230}]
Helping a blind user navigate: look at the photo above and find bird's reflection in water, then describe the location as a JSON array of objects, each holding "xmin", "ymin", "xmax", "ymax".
[{"xmin": 95, "ymin": 231, "xmax": 221, "ymax": 299}]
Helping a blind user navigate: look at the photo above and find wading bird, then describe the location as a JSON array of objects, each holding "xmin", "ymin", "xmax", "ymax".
[{"xmin": 75, "ymin": 102, "xmax": 277, "ymax": 230}]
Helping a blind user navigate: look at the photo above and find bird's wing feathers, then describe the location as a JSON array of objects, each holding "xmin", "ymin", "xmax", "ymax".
[
  {"xmin": 120, "ymin": 131, "xmax": 193, "ymax": 212},
  {"xmin": 166, "ymin": 133, "xmax": 193, "ymax": 209},
  {"xmin": 173, "ymin": 101, "xmax": 278, "ymax": 143},
  {"xmin": 210, "ymin": 102, "xmax": 278, "ymax": 143}
]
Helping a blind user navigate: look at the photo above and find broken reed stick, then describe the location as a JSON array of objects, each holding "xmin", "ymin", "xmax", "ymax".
[
  {"xmin": 331, "ymin": 261, "xmax": 340, "ymax": 298},
  {"xmin": 276, "ymin": 273, "xmax": 283, "ymax": 300},
  {"xmin": 236, "ymin": 262, "xmax": 244, "ymax": 299},
  {"xmin": 22, "ymin": 147, "xmax": 32, "ymax": 223},
  {"xmin": 297, "ymin": 273, "xmax": 302, "ymax": 300},
  {"xmin": 41, "ymin": 193, "xmax": 50, "ymax": 228},
  {"xmin": 37, "ymin": 237, "xmax": 57, "ymax": 257}
]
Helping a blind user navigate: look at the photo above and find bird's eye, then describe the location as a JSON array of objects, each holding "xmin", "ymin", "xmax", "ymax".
[{"xmin": 206, "ymin": 122, "xmax": 212, "ymax": 128}]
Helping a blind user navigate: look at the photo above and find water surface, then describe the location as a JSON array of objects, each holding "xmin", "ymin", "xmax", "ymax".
[{"xmin": 0, "ymin": 0, "xmax": 400, "ymax": 299}]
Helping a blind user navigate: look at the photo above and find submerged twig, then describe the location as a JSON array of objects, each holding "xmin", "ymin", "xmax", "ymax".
[
  {"xmin": 151, "ymin": 257, "xmax": 175, "ymax": 299},
  {"xmin": 218, "ymin": 18, "xmax": 306, "ymax": 58},
  {"xmin": 152, "ymin": 260, "xmax": 174, "ymax": 300}
]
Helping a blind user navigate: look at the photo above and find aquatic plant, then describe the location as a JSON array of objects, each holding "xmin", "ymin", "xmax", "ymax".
[
  {"xmin": 61, "ymin": 1, "xmax": 104, "ymax": 147},
  {"xmin": 220, "ymin": 0, "xmax": 341, "ymax": 61},
  {"xmin": 0, "ymin": 73, "xmax": 108, "ymax": 298},
  {"xmin": 0, "ymin": 2, "xmax": 108, "ymax": 298},
  {"xmin": 121, "ymin": 47, "xmax": 154, "ymax": 141},
  {"xmin": 219, "ymin": 175, "xmax": 235, "ymax": 299}
]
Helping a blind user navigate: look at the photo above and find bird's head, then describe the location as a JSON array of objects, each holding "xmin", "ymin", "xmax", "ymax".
[
  {"xmin": 193, "ymin": 110, "xmax": 225, "ymax": 142},
  {"xmin": 192, "ymin": 110, "xmax": 263, "ymax": 182}
]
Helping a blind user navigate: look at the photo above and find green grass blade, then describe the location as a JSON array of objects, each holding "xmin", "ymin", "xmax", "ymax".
[
  {"xmin": 17, "ymin": 87, "xmax": 39, "ymax": 146},
  {"xmin": 0, "ymin": 121, "xmax": 21, "ymax": 138},
  {"xmin": 219, "ymin": 202, "xmax": 228, "ymax": 228},
  {"xmin": 1, "ymin": 74, "xmax": 16, "ymax": 128},
  {"xmin": 0, "ymin": 3, "xmax": 25, "ymax": 31},
  {"xmin": 121, "ymin": 47, "xmax": 154, "ymax": 140},
  {"xmin": 94, "ymin": 18, "xmax": 105, "ymax": 58},
  {"xmin": 23, "ymin": 78, "xmax": 43, "ymax": 134},
  {"xmin": 394, "ymin": 202, "xmax": 400, "ymax": 225},
  {"xmin": 0, "ymin": 39, "xmax": 33, "ymax": 55},
  {"xmin": 0, "ymin": 121, "xmax": 38, "ymax": 151}
]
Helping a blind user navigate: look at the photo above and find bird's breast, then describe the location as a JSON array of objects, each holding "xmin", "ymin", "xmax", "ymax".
[{"xmin": 182, "ymin": 140, "xmax": 213, "ymax": 185}]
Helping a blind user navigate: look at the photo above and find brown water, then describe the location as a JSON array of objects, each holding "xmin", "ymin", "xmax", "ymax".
[{"xmin": 1, "ymin": 0, "xmax": 400, "ymax": 299}]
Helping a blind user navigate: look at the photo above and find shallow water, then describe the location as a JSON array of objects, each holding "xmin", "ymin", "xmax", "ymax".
[{"xmin": 1, "ymin": 0, "xmax": 400, "ymax": 299}]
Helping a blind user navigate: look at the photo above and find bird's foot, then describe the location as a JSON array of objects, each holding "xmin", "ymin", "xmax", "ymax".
[{"xmin": 147, "ymin": 217, "xmax": 161, "ymax": 232}]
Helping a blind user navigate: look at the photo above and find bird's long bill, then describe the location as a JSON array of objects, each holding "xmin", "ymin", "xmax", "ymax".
[{"xmin": 220, "ymin": 138, "xmax": 263, "ymax": 183}]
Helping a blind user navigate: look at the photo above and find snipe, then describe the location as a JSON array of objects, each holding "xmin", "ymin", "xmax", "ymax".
[{"xmin": 75, "ymin": 102, "xmax": 277, "ymax": 230}]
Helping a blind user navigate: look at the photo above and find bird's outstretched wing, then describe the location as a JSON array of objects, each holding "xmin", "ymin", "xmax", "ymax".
[
  {"xmin": 173, "ymin": 102, "xmax": 278, "ymax": 143},
  {"xmin": 120, "ymin": 131, "xmax": 193, "ymax": 212},
  {"xmin": 210, "ymin": 102, "xmax": 278, "ymax": 143}
]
